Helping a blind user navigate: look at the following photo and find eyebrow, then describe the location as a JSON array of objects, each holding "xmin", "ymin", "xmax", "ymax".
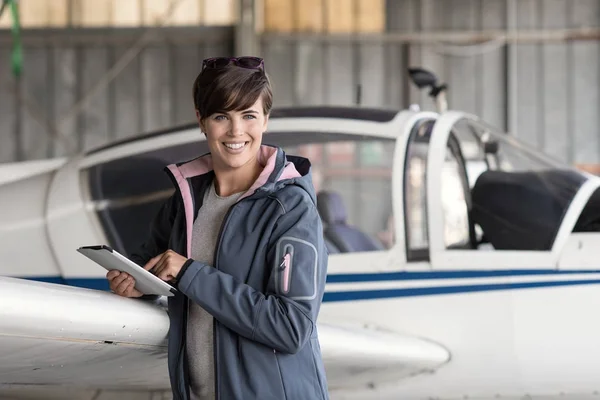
[{"xmin": 242, "ymin": 109, "xmax": 259, "ymax": 114}]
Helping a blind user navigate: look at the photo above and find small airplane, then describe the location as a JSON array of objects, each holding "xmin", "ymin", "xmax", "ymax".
[{"xmin": 1, "ymin": 68, "xmax": 600, "ymax": 400}]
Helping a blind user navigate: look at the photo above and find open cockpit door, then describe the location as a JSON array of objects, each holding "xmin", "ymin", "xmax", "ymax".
[{"xmin": 425, "ymin": 111, "xmax": 600, "ymax": 269}]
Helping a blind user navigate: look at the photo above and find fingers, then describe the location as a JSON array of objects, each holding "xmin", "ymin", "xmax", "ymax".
[
  {"xmin": 157, "ymin": 267, "xmax": 175, "ymax": 282},
  {"xmin": 151, "ymin": 250, "xmax": 187, "ymax": 282},
  {"xmin": 114, "ymin": 274, "xmax": 134, "ymax": 295},
  {"xmin": 143, "ymin": 253, "xmax": 165, "ymax": 271},
  {"xmin": 108, "ymin": 271, "xmax": 128, "ymax": 290},
  {"xmin": 106, "ymin": 269, "xmax": 121, "ymax": 280},
  {"xmin": 122, "ymin": 281, "xmax": 143, "ymax": 298},
  {"xmin": 152, "ymin": 254, "xmax": 168, "ymax": 276}
]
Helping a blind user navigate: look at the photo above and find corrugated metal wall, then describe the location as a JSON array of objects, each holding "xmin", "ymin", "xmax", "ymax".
[
  {"xmin": 263, "ymin": 0, "xmax": 600, "ymax": 165},
  {"xmin": 1, "ymin": 0, "xmax": 599, "ymax": 165},
  {"xmin": 0, "ymin": 27, "xmax": 233, "ymax": 161}
]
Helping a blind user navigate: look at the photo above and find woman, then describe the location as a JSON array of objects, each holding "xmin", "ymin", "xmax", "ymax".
[{"xmin": 106, "ymin": 57, "xmax": 330, "ymax": 400}]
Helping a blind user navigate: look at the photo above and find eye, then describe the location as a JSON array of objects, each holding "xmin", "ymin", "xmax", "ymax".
[
  {"xmin": 213, "ymin": 115, "xmax": 227, "ymax": 121},
  {"xmin": 243, "ymin": 114, "xmax": 257, "ymax": 120}
]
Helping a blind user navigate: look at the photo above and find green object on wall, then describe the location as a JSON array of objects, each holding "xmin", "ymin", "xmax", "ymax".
[{"xmin": 1, "ymin": 0, "xmax": 22, "ymax": 77}]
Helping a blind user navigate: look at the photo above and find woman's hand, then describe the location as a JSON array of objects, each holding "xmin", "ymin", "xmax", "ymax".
[
  {"xmin": 106, "ymin": 270, "xmax": 144, "ymax": 298},
  {"xmin": 144, "ymin": 250, "xmax": 188, "ymax": 282}
]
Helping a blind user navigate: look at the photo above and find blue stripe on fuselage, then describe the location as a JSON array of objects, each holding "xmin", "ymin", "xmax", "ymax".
[
  {"xmin": 326, "ymin": 269, "xmax": 600, "ymax": 283},
  {"xmin": 323, "ymin": 279, "xmax": 600, "ymax": 302},
  {"xmin": 13, "ymin": 270, "xmax": 600, "ymax": 302}
]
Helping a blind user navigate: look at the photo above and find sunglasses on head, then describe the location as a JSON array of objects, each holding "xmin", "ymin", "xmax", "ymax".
[{"xmin": 202, "ymin": 57, "xmax": 264, "ymax": 71}]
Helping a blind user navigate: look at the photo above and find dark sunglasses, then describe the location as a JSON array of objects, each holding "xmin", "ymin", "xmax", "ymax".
[{"xmin": 202, "ymin": 57, "xmax": 264, "ymax": 71}]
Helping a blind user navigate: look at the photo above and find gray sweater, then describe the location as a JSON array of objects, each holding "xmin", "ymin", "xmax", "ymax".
[{"xmin": 187, "ymin": 182, "xmax": 243, "ymax": 400}]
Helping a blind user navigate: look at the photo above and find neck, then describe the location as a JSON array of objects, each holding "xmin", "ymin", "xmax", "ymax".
[{"xmin": 213, "ymin": 157, "xmax": 263, "ymax": 197}]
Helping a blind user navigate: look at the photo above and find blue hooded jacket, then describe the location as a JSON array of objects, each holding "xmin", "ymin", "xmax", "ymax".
[{"xmin": 130, "ymin": 145, "xmax": 330, "ymax": 400}]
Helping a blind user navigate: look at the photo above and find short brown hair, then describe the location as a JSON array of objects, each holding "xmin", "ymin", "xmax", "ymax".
[{"xmin": 192, "ymin": 66, "xmax": 273, "ymax": 121}]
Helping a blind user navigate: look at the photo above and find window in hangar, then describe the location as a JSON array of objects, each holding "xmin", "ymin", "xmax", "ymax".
[{"xmin": 82, "ymin": 131, "xmax": 396, "ymax": 257}]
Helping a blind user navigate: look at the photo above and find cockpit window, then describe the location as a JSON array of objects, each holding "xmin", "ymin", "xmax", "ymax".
[
  {"xmin": 446, "ymin": 119, "xmax": 588, "ymax": 251},
  {"xmin": 84, "ymin": 143, "xmax": 203, "ymax": 256},
  {"xmin": 82, "ymin": 131, "xmax": 395, "ymax": 257},
  {"xmin": 404, "ymin": 119, "xmax": 433, "ymax": 261},
  {"xmin": 281, "ymin": 135, "xmax": 395, "ymax": 254}
]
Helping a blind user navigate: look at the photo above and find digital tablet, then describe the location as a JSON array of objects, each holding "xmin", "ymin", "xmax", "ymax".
[{"xmin": 77, "ymin": 245, "xmax": 177, "ymax": 297}]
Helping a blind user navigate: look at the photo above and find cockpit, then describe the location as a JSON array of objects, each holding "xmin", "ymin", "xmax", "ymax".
[{"xmin": 404, "ymin": 112, "xmax": 600, "ymax": 268}]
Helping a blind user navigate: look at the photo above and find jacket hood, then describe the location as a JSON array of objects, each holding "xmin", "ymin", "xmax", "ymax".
[{"xmin": 165, "ymin": 144, "xmax": 317, "ymax": 204}]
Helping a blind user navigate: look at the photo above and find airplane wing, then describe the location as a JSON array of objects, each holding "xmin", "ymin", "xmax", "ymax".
[
  {"xmin": 0, "ymin": 277, "xmax": 449, "ymax": 396},
  {"xmin": 0, "ymin": 277, "xmax": 170, "ymax": 390},
  {"xmin": 0, "ymin": 158, "xmax": 67, "ymax": 186}
]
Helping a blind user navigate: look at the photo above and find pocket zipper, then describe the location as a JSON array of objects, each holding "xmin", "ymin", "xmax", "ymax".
[{"xmin": 279, "ymin": 244, "xmax": 293, "ymax": 294}]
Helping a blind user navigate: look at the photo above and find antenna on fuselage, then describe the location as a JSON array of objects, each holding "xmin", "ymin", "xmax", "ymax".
[{"xmin": 408, "ymin": 67, "xmax": 448, "ymax": 113}]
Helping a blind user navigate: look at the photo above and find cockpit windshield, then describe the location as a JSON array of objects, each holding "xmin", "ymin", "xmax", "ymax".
[
  {"xmin": 451, "ymin": 118, "xmax": 573, "ymax": 184},
  {"xmin": 443, "ymin": 118, "xmax": 589, "ymax": 251}
]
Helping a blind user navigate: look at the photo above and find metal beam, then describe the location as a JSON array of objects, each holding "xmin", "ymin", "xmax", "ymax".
[
  {"xmin": 261, "ymin": 27, "xmax": 600, "ymax": 44},
  {"xmin": 235, "ymin": 0, "xmax": 259, "ymax": 56},
  {"xmin": 0, "ymin": 26, "xmax": 234, "ymax": 46}
]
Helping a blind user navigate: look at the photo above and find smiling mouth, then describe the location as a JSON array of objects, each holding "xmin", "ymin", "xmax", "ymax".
[{"xmin": 223, "ymin": 142, "xmax": 249, "ymax": 150}]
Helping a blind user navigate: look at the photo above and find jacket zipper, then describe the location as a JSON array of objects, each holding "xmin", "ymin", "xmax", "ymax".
[
  {"xmin": 279, "ymin": 244, "xmax": 293, "ymax": 294},
  {"xmin": 212, "ymin": 189, "xmax": 267, "ymax": 398},
  {"xmin": 212, "ymin": 202, "xmax": 237, "ymax": 400}
]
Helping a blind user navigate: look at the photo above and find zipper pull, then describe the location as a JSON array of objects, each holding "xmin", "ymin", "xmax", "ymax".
[{"xmin": 279, "ymin": 253, "xmax": 290, "ymax": 270}]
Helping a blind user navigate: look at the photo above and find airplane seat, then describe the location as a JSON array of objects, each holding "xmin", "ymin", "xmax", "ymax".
[
  {"xmin": 316, "ymin": 190, "xmax": 384, "ymax": 253},
  {"xmin": 470, "ymin": 169, "xmax": 582, "ymax": 250},
  {"xmin": 574, "ymin": 186, "xmax": 600, "ymax": 232}
]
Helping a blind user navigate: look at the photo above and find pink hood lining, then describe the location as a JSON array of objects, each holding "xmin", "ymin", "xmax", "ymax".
[{"xmin": 167, "ymin": 145, "xmax": 302, "ymax": 257}]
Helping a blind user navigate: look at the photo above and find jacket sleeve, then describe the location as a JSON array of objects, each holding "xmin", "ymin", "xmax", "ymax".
[{"xmin": 176, "ymin": 198, "xmax": 328, "ymax": 354}]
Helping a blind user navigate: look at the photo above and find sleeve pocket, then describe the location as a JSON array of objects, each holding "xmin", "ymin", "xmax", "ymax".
[{"xmin": 274, "ymin": 236, "xmax": 318, "ymax": 300}]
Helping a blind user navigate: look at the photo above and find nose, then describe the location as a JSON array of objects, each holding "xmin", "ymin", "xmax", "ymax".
[{"xmin": 229, "ymin": 118, "xmax": 244, "ymax": 136}]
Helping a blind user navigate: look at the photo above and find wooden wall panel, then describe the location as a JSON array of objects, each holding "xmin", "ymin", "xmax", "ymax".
[
  {"xmin": 295, "ymin": 0, "xmax": 324, "ymax": 32},
  {"xmin": 3, "ymin": 0, "xmax": 69, "ymax": 28},
  {"xmin": 202, "ymin": 0, "xmax": 237, "ymax": 26},
  {"xmin": 78, "ymin": 0, "xmax": 113, "ymax": 27},
  {"xmin": 112, "ymin": 0, "xmax": 142, "ymax": 27},
  {"xmin": 0, "ymin": 11, "xmax": 8, "ymax": 28},
  {"xmin": 48, "ymin": 1, "xmax": 69, "ymax": 27},
  {"xmin": 19, "ymin": 0, "xmax": 51, "ymax": 27},
  {"xmin": 263, "ymin": 0, "xmax": 385, "ymax": 33},
  {"xmin": 142, "ymin": 0, "xmax": 172, "ymax": 26},
  {"xmin": 0, "ymin": 0, "xmax": 385, "ymax": 30},
  {"xmin": 264, "ymin": 0, "xmax": 294, "ymax": 32},
  {"xmin": 356, "ymin": 0, "xmax": 385, "ymax": 32},
  {"xmin": 172, "ymin": 0, "xmax": 201, "ymax": 26},
  {"xmin": 326, "ymin": 0, "xmax": 354, "ymax": 33}
]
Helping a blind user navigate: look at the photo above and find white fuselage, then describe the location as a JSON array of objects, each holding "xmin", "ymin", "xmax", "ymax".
[{"xmin": 1, "ymin": 109, "xmax": 600, "ymax": 399}]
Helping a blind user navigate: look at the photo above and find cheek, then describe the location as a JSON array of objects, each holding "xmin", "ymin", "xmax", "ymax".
[
  {"xmin": 249, "ymin": 121, "xmax": 265, "ymax": 139},
  {"xmin": 205, "ymin": 124, "xmax": 227, "ymax": 141}
]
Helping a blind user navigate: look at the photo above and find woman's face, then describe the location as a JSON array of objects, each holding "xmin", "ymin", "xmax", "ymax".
[{"xmin": 198, "ymin": 96, "xmax": 269, "ymax": 171}]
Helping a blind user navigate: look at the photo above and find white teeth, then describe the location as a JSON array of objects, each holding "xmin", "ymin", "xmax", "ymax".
[{"xmin": 224, "ymin": 143, "xmax": 246, "ymax": 150}]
